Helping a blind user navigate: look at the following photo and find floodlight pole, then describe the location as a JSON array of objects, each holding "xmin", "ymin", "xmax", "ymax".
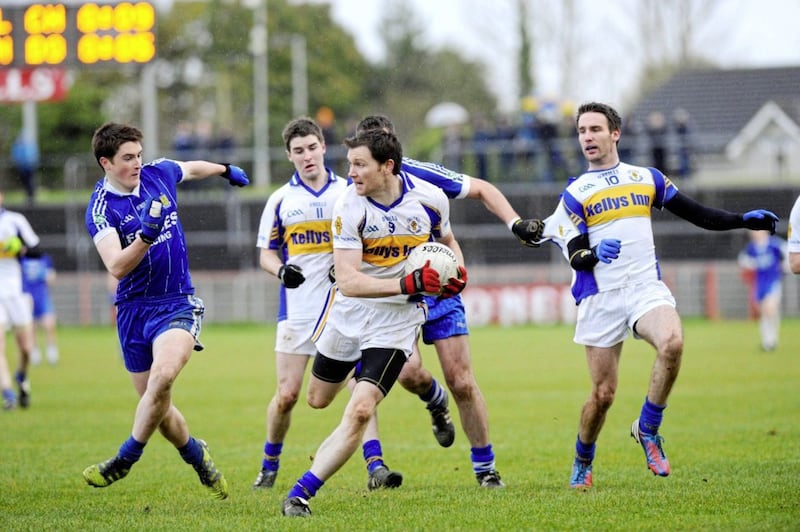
[{"xmin": 250, "ymin": 0, "xmax": 270, "ymax": 188}]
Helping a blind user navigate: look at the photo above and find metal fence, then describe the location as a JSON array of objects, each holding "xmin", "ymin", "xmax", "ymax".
[{"xmin": 50, "ymin": 262, "xmax": 800, "ymax": 327}]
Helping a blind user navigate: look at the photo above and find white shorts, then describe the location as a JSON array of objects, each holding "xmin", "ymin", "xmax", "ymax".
[
  {"xmin": 275, "ymin": 319, "xmax": 318, "ymax": 356},
  {"xmin": 313, "ymin": 294, "xmax": 427, "ymax": 363},
  {"xmin": 0, "ymin": 293, "xmax": 34, "ymax": 328},
  {"xmin": 574, "ymin": 280, "xmax": 676, "ymax": 348}
]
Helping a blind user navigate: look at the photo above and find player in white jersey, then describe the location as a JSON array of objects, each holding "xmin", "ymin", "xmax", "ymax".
[
  {"xmin": 281, "ymin": 128, "xmax": 467, "ymax": 517},
  {"xmin": 540, "ymin": 102, "xmax": 778, "ymax": 490},
  {"xmin": 355, "ymin": 115, "xmax": 542, "ymax": 487},
  {"xmin": 0, "ymin": 189, "xmax": 40, "ymax": 410},
  {"xmin": 253, "ymin": 118, "xmax": 405, "ymax": 490},
  {"xmin": 788, "ymin": 196, "xmax": 800, "ymax": 274}
]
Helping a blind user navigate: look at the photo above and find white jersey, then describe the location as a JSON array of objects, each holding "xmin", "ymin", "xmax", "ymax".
[
  {"xmin": 332, "ymin": 171, "xmax": 451, "ymax": 305},
  {"xmin": 0, "ymin": 208, "xmax": 40, "ymax": 297},
  {"xmin": 788, "ymin": 195, "xmax": 800, "ymax": 254},
  {"xmin": 544, "ymin": 162, "xmax": 679, "ymax": 303},
  {"xmin": 256, "ymin": 168, "xmax": 349, "ymax": 322}
]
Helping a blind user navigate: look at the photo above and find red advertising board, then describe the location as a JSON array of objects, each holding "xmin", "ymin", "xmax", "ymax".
[{"xmin": 0, "ymin": 67, "xmax": 70, "ymax": 102}]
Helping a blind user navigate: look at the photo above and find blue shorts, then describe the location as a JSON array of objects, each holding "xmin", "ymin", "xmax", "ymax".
[
  {"xmin": 26, "ymin": 286, "xmax": 54, "ymax": 319},
  {"xmin": 116, "ymin": 294, "xmax": 205, "ymax": 373},
  {"xmin": 755, "ymin": 279, "xmax": 782, "ymax": 302},
  {"xmin": 421, "ymin": 295, "xmax": 469, "ymax": 344}
]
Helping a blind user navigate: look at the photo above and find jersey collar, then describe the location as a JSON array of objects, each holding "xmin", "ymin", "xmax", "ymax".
[
  {"xmin": 289, "ymin": 166, "xmax": 337, "ymax": 187},
  {"xmin": 102, "ymin": 176, "xmax": 141, "ymax": 197}
]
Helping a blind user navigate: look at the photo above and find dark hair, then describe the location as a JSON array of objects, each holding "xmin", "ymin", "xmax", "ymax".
[
  {"xmin": 281, "ymin": 117, "xmax": 324, "ymax": 150},
  {"xmin": 344, "ymin": 129, "xmax": 402, "ymax": 175},
  {"xmin": 356, "ymin": 114, "xmax": 395, "ymax": 135},
  {"xmin": 576, "ymin": 102, "xmax": 622, "ymax": 133},
  {"xmin": 92, "ymin": 123, "xmax": 143, "ymax": 168}
]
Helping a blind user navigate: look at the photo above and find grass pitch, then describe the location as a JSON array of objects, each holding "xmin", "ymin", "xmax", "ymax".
[{"xmin": 1, "ymin": 319, "xmax": 799, "ymax": 530}]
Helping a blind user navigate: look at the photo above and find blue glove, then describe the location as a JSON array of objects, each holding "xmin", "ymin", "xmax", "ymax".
[
  {"xmin": 593, "ymin": 238, "xmax": 621, "ymax": 264},
  {"xmin": 222, "ymin": 164, "xmax": 250, "ymax": 187},
  {"xmin": 139, "ymin": 196, "xmax": 165, "ymax": 245},
  {"xmin": 742, "ymin": 209, "xmax": 778, "ymax": 234}
]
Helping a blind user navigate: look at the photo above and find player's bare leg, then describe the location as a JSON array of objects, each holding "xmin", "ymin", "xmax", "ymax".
[
  {"xmin": 434, "ymin": 334, "xmax": 504, "ymax": 487},
  {"xmin": 579, "ymin": 344, "xmax": 622, "ymax": 445},
  {"xmin": 759, "ymin": 292, "xmax": 781, "ymax": 351},
  {"xmin": 254, "ymin": 353, "xmax": 311, "ymax": 489},
  {"xmin": 433, "ymin": 335, "xmax": 489, "ymax": 447},
  {"xmin": 397, "ymin": 346, "xmax": 455, "ymax": 447},
  {"xmin": 310, "ymin": 381, "xmax": 384, "ymax": 480},
  {"xmin": 630, "ymin": 305, "xmax": 682, "ymax": 477},
  {"xmin": 268, "ymin": 353, "xmax": 311, "ymax": 443}
]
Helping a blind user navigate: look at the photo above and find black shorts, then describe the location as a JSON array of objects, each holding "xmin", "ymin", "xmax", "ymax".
[{"xmin": 312, "ymin": 347, "xmax": 406, "ymax": 396}]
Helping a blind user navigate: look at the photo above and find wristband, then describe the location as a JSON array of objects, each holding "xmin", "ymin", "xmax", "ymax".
[{"xmin": 507, "ymin": 217, "xmax": 521, "ymax": 231}]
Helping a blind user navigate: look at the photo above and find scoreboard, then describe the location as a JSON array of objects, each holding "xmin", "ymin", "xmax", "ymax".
[{"xmin": 0, "ymin": 2, "xmax": 156, "ymax": 68}]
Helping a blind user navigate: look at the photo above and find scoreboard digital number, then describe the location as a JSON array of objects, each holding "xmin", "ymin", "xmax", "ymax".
[{"xmin": 0, "ymin": 2, "xmax": 156, "ymax": 68}]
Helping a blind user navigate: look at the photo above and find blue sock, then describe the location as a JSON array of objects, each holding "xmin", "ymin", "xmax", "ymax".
[
  {"xmin": 262, "ymin": 442, "xmax": 283, "ymax": 471},
  {"xmin": 2, "ymin": 389, "xmax": 16, "ymax": 402},
  {"xmin": 575, "ymin": 436, "xmax": 595, "ymax": 462},
  {"xmin": 470, "ymin": 444, "xmax": 496, "ymax": 475},
  {"xmin": 177, "ymin": 436, "xmax": 204, "ymax": 466},
  {"xmin": 15, "ymin": 370, "xmax": 26, "ymax": 384},
  {"xmin": 118, "ymin": 435, "xmax": 146, "ymax": 464},
  {"xmin": 288, "ymin": 471, "xmax": 324, "ymax": 500},
  {"xmin": 639, "ymin": 397, "xmax": 666, "ymax": 435},
  {"xmin": 421, "ymin": 378, "xmax": 446, "ymax": 410},
  {"xmin": 362, "ymin": 439, "xmax": 385, "ymax": 473}
]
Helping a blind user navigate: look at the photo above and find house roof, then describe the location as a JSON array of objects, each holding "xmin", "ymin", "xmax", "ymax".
[{"xmin": 627, "ymin": 66, "xmax": 800, "ymax": 153}]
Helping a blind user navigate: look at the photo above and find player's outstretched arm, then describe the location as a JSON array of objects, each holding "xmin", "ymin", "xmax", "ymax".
[
  {"xmin": 180, "ymin": 161, "xmax": 250, "ymax": 187},
  {"xmin": 466, "ymin": 177, "xmax": 521, "ymax": 226},
  {"xmin": 665, "ymin": 191, "xmax": 778, "ymax": 233},
  {"xmin": 467, "ymin": 178, "xmax": 544, "ymax": 246}
]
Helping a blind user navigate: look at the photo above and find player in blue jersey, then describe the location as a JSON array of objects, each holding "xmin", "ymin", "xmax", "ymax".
[
  {"xmin": 355, "ymin": 115, "xmax": 543, "ymax": 488},
  {"xmin": 738, "ymin": 230, "xmax": 787, "ymax": 351},
  {"xmin": 540, "ymin": 102, "xmax": 778, "ymax": 489},
  {"xmin": 0, "ymin": 188, "xmax": 41, "ymax": 410},
  {"xmin": 82, "ymin": 122, "xmax": 249, "ymax": 499},
  {"xmin": 252, "ymin": 117, "xmax": 404, "ymax": 491},
  {"xmin": 281, "ymin": 128, "xmax": 468, "ymax": 517},
  {"xmin": 21, "ymin": 253, "xmax": 59, "ymax": 365}
]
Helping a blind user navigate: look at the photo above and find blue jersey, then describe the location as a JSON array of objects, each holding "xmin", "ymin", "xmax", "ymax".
[
  {"xmin": 400, "ymin": 158, "xmax": 471, "ymax": 327},
  {"xmin": 401, "ymin": 157, "xmax": 470, "ymax": 199},
  {"xmin": 21, "ymin": 254, "xmax": 53, "ymax": 291},
  {"xmin": 738, "ymin": 236, "xmax": 786, "ymax": 301},
  {"xmin": 85, "ymin": 159, "xmax": 193, "ymax": 303},
  {"xmin": 21, "ymin": 254, "xmax": 55, "ymax": 319}
]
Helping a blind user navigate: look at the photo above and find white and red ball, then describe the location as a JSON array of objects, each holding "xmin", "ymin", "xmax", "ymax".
[{"xmin": 404, "ymin": 241, "xmax": 460, "ymax": 295}]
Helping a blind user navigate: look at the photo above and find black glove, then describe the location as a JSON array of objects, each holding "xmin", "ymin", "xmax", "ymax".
[
  {"xmin": 742, "ymin": 210, "xmax": 779, "ymax": 234},
  {"xmin": 278, "ymin": 264, "xmax": 305, "ymax": 288},
  {"xmin": 328, "ymin": 264, "xmax": 336, "ymax": 283},
  {"xmin": 511, "ymin": 218, "xmax": 544, "ymax": 247}
]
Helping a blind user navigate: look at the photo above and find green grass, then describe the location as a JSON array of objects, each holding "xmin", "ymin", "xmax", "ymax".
[{"xmin": 2, "ymin": 319, "xmax": 799, "ymax": 530}]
